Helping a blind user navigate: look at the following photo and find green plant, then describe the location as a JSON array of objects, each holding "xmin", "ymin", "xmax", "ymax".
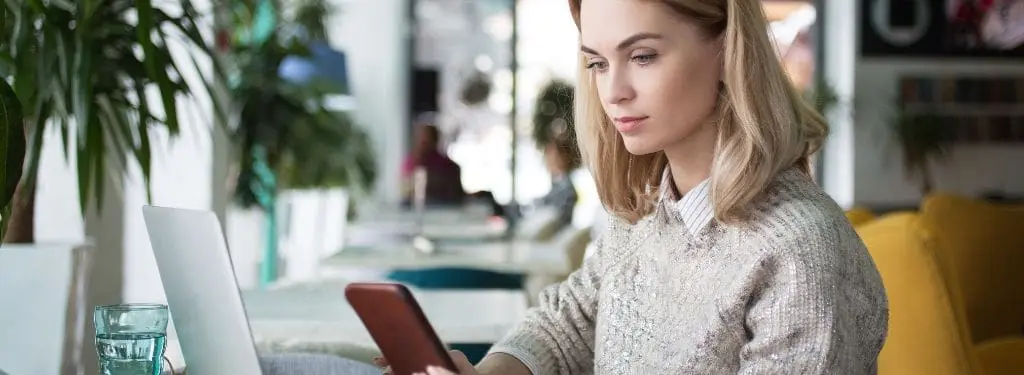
[
  {"xmin": 0, "ymin": 1, "xmax": 26, "ymax": 236},
  {"xmin": 804, "ymin": 79, "xmax": 840, "ymax": 115},
  {"xmin": 0, "ymin": 0, "xmax": 219, "ymax": 242},
  {"xmin": 228, "ymin": 0, "xmax": 376, "ymax": 209},
  {"xmin": 531, "ymin": 80, "xmax": 576, "ymax": 147},
  {"xmin": 890, "ymin": 108, "xmax": 952, "ymax": 194},
  {"xmin": 291, "ymin": 0, "xmax": 332, "ymax": 42}
]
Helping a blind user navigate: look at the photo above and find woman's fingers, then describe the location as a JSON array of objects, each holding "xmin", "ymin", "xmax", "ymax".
[
  {"xmin": 448, "ymin": 350, "xmax": 475, "ymax": 373},
  {"xmin": 418, "ymin": 366, "xmax": 457, "ymax": 375},
  {"xmin": 373, "ymin": 357, "xmax": 392, "ymax": 374}
]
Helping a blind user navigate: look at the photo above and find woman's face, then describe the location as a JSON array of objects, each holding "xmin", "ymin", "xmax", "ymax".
[{"xmin": 579, "ymin": 0, "xmax": 723, "ymax": 156}]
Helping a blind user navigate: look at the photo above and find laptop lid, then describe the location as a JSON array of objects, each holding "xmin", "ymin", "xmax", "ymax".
[{"xmin": 142, "ymin": 205, "xmax": 263, "ymax": 374}]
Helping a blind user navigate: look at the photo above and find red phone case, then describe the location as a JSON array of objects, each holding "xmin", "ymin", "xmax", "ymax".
[{"xmin": 345, "ymin": 282, "xmax": 458, "ymax": 375}]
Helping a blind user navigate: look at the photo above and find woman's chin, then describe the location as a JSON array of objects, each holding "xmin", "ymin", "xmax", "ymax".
[{"xmin": 621, "ymin": 138, "xmax": 661, "ymax": 156}]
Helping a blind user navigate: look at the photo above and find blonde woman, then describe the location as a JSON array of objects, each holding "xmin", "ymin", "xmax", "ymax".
[{"xmin": 387, "ymin": 0, "xmax": 889, "ymax": 373}]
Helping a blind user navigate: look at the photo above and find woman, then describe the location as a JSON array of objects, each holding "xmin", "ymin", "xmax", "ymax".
[{"xmin": 388, "ymin": 0, "xmax": 888, "ymax": 373}]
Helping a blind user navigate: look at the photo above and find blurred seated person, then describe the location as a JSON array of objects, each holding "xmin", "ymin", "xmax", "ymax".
[
  {"xmin": 401, "ymin": 122, "xmax": 467, "ymax": 206},
  {"xmin": 534, "ymin": 137, "xmax": 581, "ymax": 228}
]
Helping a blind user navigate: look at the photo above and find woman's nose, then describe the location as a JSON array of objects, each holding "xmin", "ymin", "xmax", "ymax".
[{"xmin": 604, "ymin": 68, "xmax": 636, "ymax": 105}]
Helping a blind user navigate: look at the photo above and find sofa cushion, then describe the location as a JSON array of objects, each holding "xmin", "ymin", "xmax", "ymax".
[
  {"xmin": 845, "ymin": 206, "xmax": 877, "ymax": 227},
  {"xmin": 921, "ymin": 193, "xmax": 1024, "ymax": 343},
  {"xmin": 857, "ymin": 213, "xmax": 981, "ymax": 375},
  {"xmin": 975, "ymin": 338, "xmax": 1024, "ymax": 375}
]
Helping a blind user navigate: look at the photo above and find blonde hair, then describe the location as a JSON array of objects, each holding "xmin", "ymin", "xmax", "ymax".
[{"xmin": 568, "ymin": 0, "xmax": 828, "ymax": 224}]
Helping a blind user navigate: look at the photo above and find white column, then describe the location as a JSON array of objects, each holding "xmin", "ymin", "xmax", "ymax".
[
  {"xmin": 819, "ymin": 0, "xmax": 857, "ymax": 208},
  {"xmin": 328, "ymin": 0, "xmax": 410, "ymax": 205}
]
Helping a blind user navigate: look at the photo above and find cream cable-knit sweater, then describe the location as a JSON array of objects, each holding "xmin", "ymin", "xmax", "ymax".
[{"xmin": 488, "ymin": 168, "xmax": 888, "ymax": 374}]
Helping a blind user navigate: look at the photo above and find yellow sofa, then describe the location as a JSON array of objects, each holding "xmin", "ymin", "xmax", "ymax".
[
  {"xmin": 856, "ymin": 196, "xmax": 1024, "ymax": 374},
  {"xmin": 859, "ymin": 213, "xmax": 983, "ymax": 374},
  {"xmin": 919, "ymin": 193, "xmax": 1024, "ymax": 343},
  {"xmin": 845, "ymin": 206, "xmax": 878, "ymax": 227}
]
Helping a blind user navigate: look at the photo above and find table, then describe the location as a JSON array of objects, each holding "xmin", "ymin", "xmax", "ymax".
[
  {"xmin": 319, "ymin": 240, "xmax": 572, "ymax": 277},
  {"xmin": 240, "ymin": 287, "xmax": 529, "ymax": 363},
  {"xmin": 345, "ymin": 219, "xmax": 507, "ymax": 245}
]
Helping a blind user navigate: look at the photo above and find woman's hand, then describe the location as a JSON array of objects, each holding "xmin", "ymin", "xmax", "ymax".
[{"xmin": 373, "ymin": 350, "xmax": 478, "ymax": 375}]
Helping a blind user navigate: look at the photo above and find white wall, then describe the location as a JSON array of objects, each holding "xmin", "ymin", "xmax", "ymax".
[
  {"xmin": 853, "ymin": 60, "xmax": 1024, "ymax": 206},
  {"xmin": 328, "ymin": 0, "xmax": 410, "ymax": 205}
]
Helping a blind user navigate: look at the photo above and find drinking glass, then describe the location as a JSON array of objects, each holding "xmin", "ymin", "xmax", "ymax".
[{"xmin": 94, "ymin": 304, "xmax": 169, "ymax": 375}]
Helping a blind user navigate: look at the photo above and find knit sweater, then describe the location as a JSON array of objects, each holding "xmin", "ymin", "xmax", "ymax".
[{"xmin": 488, "ymin": 168, "xmax": 888, "ymax": 374}]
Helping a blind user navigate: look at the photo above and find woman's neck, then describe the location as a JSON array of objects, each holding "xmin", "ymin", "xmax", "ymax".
[{"xmin": 662, "ymin": 120, "xmax": 717, "ymax": 198}]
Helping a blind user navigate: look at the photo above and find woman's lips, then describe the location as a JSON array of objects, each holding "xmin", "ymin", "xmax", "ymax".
[{"xmin": 614, "ymin": 116, "xmax": 648, "ymax": 133}]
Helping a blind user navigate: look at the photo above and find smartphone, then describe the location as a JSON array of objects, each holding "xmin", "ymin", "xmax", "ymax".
[{"xmin": 345, "ymin": 282, "xmax": 457, "ymax": 375}]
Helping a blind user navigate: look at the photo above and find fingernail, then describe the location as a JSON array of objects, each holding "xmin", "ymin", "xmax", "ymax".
[{"xmin": 425, "ymin": 366, "xmax": 444, "ymax": 375}]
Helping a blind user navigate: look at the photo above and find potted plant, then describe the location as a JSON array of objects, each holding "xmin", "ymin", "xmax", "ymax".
[
  {"xmin": 225, "ymin": 0, "xmax": 376, "ymax": 286},
  {"xmin": 890, "ymin": 107, "xmax": 952, "ymax": 195},
  {"xmin": 0, "ymin": 0, "xmax": 220, "ymax": 242}
]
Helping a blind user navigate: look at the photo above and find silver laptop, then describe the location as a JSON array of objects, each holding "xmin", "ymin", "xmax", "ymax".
[{"xmin": 142, "ymin": 205, "xmax": 264, "ymax": 374}]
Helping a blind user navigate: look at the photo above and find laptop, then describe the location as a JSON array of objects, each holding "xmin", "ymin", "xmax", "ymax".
[{"xmin": 142, "ymin": 205, "xmax": 264, "ymax": 374}]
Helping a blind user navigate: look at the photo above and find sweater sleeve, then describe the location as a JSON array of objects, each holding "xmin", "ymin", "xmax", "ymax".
[
  {"xmin": 486, "ymin": 234, "xmax": 605, "ymax": 375},
  {"xmin": 737, "ymin": 220, "xmax": 887, "ymax": 375}
]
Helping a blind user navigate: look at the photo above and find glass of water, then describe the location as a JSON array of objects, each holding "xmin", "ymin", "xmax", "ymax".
[{"xmin": 94, "ymin": 304, "xmax": 169, "ymax": 375}]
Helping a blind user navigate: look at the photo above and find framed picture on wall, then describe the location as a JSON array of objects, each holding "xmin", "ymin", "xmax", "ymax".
[{"xmin": 861, "ymin": 0, "xmax": 1024, "ymax": 58}]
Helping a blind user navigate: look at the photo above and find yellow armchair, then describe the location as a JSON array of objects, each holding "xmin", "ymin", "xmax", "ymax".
[
  {"xmin": 920, "ymin": 193, "xmax": 1024, "ymax": 343},
  {"xmin": 845, "ymin": 206, "xmax": 878, "ymax": 227},
  {"xmin": 858, "ymin": 213, "xmax": 983, "ymax": 375}
]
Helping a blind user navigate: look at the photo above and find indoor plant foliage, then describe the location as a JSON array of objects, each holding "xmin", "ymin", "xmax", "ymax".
[
  {"xmin": 0, "ymin": 0, "xmax": 218, "ymax": 242},
  {"xmin": 890, "ymin": 107, "xmax": 951, "ymax": 195},
  {"xmin": 0, "ymin": 3, "xmax": 26, "ymax": 237},
  {"xmin": 531, "ymin": 79, "xmax": 576, "ymax": 148},
  {"xmin": 228, "ymin": 0, "xmax": 376, "ymax": 209},
  {"xmin": 804, "ymin": 79, "xmax": 839, "ymax": 116}
]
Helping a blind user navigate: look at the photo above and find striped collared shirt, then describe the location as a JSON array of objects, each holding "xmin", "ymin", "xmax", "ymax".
[{"xmin": 659, "ymin": 168, "xmax": 714, "ymax": 236}]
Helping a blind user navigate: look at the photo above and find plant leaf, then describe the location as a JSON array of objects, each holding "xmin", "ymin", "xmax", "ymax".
[
  {"xmin": 0, "ymin": 79, "xmax": 25, "ymax": 210},
  {"xmin": 134, "ymin": 0, "xmax": 179, "ymax": 134}
]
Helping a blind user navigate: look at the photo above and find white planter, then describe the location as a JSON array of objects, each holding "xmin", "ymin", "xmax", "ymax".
[
  {"xmin": 226, "ymin": 188, "xmax": 351, "ymax": 287},
  {"xmin": 0, "ymin": 243, "xmax": 93, "ymax": 375},
  {"xmin": 226, "ymin": 206, "xmax": 267, "ymax": 290},
  {"xmin": 278, "ymin": 188, "xmax": 350, "ymax": 282}
]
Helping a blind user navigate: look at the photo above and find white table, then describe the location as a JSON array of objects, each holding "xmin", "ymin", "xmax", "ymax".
[
  {"xmin": 319, "ymin": 241, "xmax": 572, "ymax": 277},
  {"xmin": 240, "ymin": 288, "xmax": 529, "ymax": 363},
  {"xmin": 346, "ymin": 219, "xmax": 507, "ymax": 245}
]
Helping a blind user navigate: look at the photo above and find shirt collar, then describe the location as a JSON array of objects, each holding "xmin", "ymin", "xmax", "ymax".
[{"xmin": 659, "ymin": 168, "xmax": 714, "ymax": 236}]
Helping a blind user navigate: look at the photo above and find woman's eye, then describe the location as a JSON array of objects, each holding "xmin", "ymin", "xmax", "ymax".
[
  {"xmin": 631, "ymin": 53, "xmax": 657, "ymax": 65},
  {"xmin": 585, "ymin": 60, "xmax": 608, "ymax": 71}
]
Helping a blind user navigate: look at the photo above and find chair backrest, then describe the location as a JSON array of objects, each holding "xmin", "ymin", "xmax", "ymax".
[
  {"xmin": 857, "ymin": 213, "xmax": 982, "ymax": 375},
  {"xmin": 845, "ymin": 206, "xmax": 877, "ymax": 227},
  {"xmin": 514, "ymin": 207, "xmax": 562, "ymax": 242},
  {"xmin": 0, "ymin": 244, "xmax": 92, "ymax": 375},
  {"xmin": 921, "ymin": 193, "xmax": 1024, "ymax": 343}
]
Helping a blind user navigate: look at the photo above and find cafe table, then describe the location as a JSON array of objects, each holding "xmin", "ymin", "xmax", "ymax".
[
  {"xmin": 161, "ymin": 286, "xmax": 528, "ymax": 372},
  {"xmin": 240, "ymin": 286, "xmax": 529, "ymax": 364},
  {"xmin": 317, "ymin": 239, "xmax": 572, "ymax": 279}
]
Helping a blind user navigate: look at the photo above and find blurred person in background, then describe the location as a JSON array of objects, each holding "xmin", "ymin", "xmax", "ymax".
[
  {"xmin": 401, "ymin": 119, "xmax": 467, "ymax": 207},
  {"xmin": 534, "ymin": 135, "xmax": 582, "ymax": 229}
]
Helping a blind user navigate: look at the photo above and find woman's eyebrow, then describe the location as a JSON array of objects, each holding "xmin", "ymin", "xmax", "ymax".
[{"xmin": 581, "ymin": 32, "xmax": 663, "ymax": 55}]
